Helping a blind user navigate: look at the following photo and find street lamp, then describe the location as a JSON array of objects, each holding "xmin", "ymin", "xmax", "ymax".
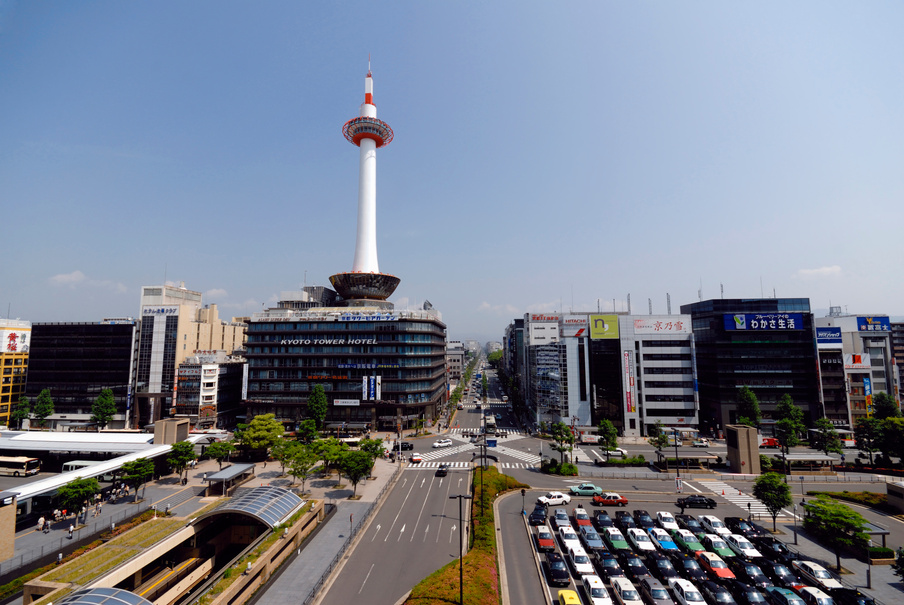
[
  {"xmin": 521, "ymin": 488, "xmax": 526, "ymax": 514},
  {"xmin": 792, "ymin": 505, "xmax": 798, "ymax": 545},
  {"xmin": 449, "ymin": 494, "xmax": 473, "ymax": 605},
  {"xmin": 867, "ymin": 538, "xmax": 873, "ymax": 589},
  {"xmin": 799, "ymin": 475, "xmax": 804, "ymax": 497},
  {"xmin": 673, "ymin": 428, "xmax": 681, "ymax": 479}
]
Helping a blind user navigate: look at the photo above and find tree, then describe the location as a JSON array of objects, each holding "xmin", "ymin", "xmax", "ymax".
[
  {"xmin": 803, "ymin": 495, "xmax": 869, "ymax": 571},
  {"xmin": 880, "ymin": 418, "xmax": 904, "ymax": 462},
  {"xmin": 358, "ymin": 437, "xmax": 385, "ymax": 461},
  {"xmin": 271, "ymin": 439, "xmax": 300, "ymax": 474},
  {"xmin": 487, "ymin": 350, "xmax": 503, "ymax": 367},
  {"xmin": 121, "ymin": 458, "xmax": 155, "ymax": 500},
  {"xmin": 167, "ymin": 441, "xmax": 196, "ymax": 480},
  {"xmin": 854, "ymin": 417, "xmax": 882, "ymax": 467},
  {"xmin": 753, "ymin": 472, "xmax": 793, "ymax": 531},
  {"xmin": 647, "ymin": 420, "xmax": 670, "ymax": 451},
  {"xmin": 206, "ymin": 440, "xmax": 236, "ymax": 470},
  {"xmin": 597, "ymin": 419, "xmax": 618, "ymax": 460},
  {"xmin": 812, "ymin": 418, "xmax": 843, "ymax": 455},
  {"xmin": 289, "ymin": 444, "xmax": 319, "ymax": 493},
  {"xmin": 57, "ymin": 477, "xmax": 100, "ymax": 513},
  {"xmin": 313, "ymin": 437, "xmax": 349, "ymax": 475},
  {"xmin": 90, "ymin": 388, "xmax": 117, "ymax": 429},
  {"xmin": 893, "ymin": 547, "xmax": 904, "ymax": 581},
  {"xmin": 32, "ymin": 389, "xmax": 55, "ymax": 428},
  {"xmin": 339, "ymin": 449, "xmax": 374, "ymax": 497},
  {"xmin": 238, "ymin": 413, "xmax": 285, "ymax": 452},
  {"xmin": 736, "ymin": 386, "xmax": 761, "ymax": 427},
  {"xmin": 307, "ymin": 385, "xmax": 328, "ymax": 430},
  {"xmin": 297, "ymin": 419, "xmax": 318, "ymax": 444},
  {"xmin": 872, "ymin": 392, "xmax": 901, "ymax": 420},
  {"xmin": 11, "ymin": 396, "xmax": 30, "ymax": 430},
  {"xmin": 774, "ymin": 394, "xmax": 805, "ymax": 451},
  {"xmin": 549, "ymin": 422, "xmax": 575, "ymax": 464}
]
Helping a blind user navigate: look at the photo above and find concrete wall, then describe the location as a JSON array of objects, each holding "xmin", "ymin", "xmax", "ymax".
[
  {"xmin": 726, "ymin": 424, "xmax": 761, "ymax": 475},
  {"xmin": 155, "ymin": 418, "xmax": 190, "ymax": 444}
]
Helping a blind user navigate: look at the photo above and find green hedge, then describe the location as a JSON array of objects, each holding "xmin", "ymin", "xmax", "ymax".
[
  {"xmin": 806, "ymin": 490, "xmax": 896, "ymax": 514},
  {"xmin": 598, "ymin": 455, "xmax": 646, "ymax": 466},
  {"xmin": 541, "ymin": 459, "xmax": 578, "ymax": 475},
  {"xmin": 869, "ymin": 546, "xmax": 894, "ymax": 559}
]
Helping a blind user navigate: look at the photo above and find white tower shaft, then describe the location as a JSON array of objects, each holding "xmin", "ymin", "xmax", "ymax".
[{"xmin": 352, "ymin": 137, "xmax": 379, "ymax": 273}]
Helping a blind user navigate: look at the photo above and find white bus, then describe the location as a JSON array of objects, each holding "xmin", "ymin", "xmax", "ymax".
[
  {"xmin": 0, "ymin": 456, "xmax": 41, "ymax": 476},
  {"xmin": 485, "ymin": 416, "xmax": 497, "ymax": 435}
]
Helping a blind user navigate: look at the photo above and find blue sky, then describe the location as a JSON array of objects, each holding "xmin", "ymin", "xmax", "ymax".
[{"xmin": 2, "ymin": 2, "xmax": 903, "ymax": 343}]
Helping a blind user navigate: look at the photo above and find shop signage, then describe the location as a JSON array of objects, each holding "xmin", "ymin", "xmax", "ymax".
[
  {"xmin": 633, "ymin": 317, "xmax": 691, "ymax": 335},
  {"xmin": 857, "ymin": 316, "xmax": 890, "ymax": 332},
  {"xmin": 590, "ymin": 315, "xmax": 619, "ymax": 339},
  {"xmin": 816, "ymin": 327, "xmax": 842, "ymax": 347},
  {"xmin": 1, "ymin": 329, "xmax": 30, "ymax": 353},
  {"xmin": 338, "ymin": 363, "xmax": 399, "ymax": 369},
  {"xmin": 624, "ymin": 351, "xmax": 636, "ymax": 413},
  {"xmin": 142, "ymin": 306, "xmax": 178, "ymax": 315},
  {"xmin": 334, "ymin": 399, "xmax": 360, "ymax": 406},
  {"xmin": 279, "ymin": 338, "xmax": 377, "ymax": 345},
  {"xmin": 723, "ymin": 313, "xmax": 803, "ymax": 331},
  {"xmin": 339, "ymin": 313, "xmax": 398, "ymax": 321},
  {"xmin": 531, "ymin": 314, "xmax": 560, "ymax": 322},
  {"xmin": 844, "ymin": 353, "xmax": 871, "ymax": 370}
]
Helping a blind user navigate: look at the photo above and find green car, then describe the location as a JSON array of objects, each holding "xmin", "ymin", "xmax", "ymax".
[
  {"xmin": 671, "ymin": 528, "xmax": 705, "ymax": 553},
  {"xmin": 569, "ymin": 483, "xmax": 604, "ymax": 497},
  {"xmin": 602, "ymin": 527, "xmax": 632, "ymax": 552},
  {"xmin": 702, "ymin": 534, "xmax": 736, "ymax": 558}
]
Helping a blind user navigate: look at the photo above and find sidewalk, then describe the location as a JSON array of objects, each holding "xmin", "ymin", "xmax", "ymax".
[{"xmin": 253, "ymin": 456, "xmax": 399, "ymax": 605}]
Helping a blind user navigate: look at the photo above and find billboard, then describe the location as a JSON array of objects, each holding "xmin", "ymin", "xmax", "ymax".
[
  {"xmin": 633, "ymin": 316, "xmax": 691, "ymax": 335},
  {"xmin": 334, "ymin": 399, "xmax": 360, "ymax": 407},
  {"xmin": 561, "ymin": 315, "xmax": 588, "ymax": 338},
  {"xmin": 816, "ymin": 327, "xmax": 842, "ymax": 348},
  {"xmin": 1, "ymin": 328, "xmax": 31, "ymax": 353},
  {"xmin": 857, "ymin": 316, "xmax": 890, "ymax": 332},
  {"xmin": 624, "ymin": 351, "xmax": 636, "ymax": 413},
  {"xmin": 723, "ymin": 313, "xmax": 803, "ymax": 331},
  {"xmin": 844, "ymin": 353, "xmax": 871, "ymax": 370},
  {"xmin": 589, "ymin": 315, "xmax": 619, "ymax": 339},
  {"xmin": 864, "ymin": 376, "xmax": 873, "ymax": 415}
]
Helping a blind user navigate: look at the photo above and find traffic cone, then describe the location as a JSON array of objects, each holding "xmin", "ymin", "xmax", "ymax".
[{"xmin": 722, "ymin": 489, "xmax": 725, "ymax": 495}]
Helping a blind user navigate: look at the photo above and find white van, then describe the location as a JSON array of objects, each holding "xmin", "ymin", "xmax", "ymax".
[{"xmin": 612, "ymin": 578, "xmax": 643, "ymax": 605}]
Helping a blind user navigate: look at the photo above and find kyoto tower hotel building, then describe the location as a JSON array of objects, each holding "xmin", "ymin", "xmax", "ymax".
[{"xmin": 243, "ymin": 66, "xmax": 448, "ymax": 433}]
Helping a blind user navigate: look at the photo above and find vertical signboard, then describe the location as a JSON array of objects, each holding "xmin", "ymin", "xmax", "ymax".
[
  {"xmin": 376, "ymin": 376, "xmax": 382, "ymax": 400},
  {"xmin": 624, "ymin": 351, "xmax": 636, "ymax": 413},
  {"xmin": 362, "ymin": 377, "xmax": 368, "ymax": 400},
  {"xmin": 864, "ymin": 376, "xmax": 873, "ymax": 416}
]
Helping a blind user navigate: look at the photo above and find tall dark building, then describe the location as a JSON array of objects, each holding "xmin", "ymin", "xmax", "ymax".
[
  {"xmin": 681, "ymin": 298, "xmax": 821, "ymax": 435},
  {"xmin": 25, "ymin": 320, "xmax": 138, "ymax": 429}
]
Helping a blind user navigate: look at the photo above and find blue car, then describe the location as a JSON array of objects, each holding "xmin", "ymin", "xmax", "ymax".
[{"xmin": 648, "ymin": 527, "xmax": 680, "ymax": 551}]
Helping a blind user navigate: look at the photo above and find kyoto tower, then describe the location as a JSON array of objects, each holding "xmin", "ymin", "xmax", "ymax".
[{"xmin": 329, "ymin": 62, "xmax": 401, "ymax": 304}]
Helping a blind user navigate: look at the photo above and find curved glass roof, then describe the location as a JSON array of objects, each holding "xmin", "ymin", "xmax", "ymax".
[
  {"xmin": 56, "ymin": 587, "xmax": 153, "ymax": 605},
  {"xmin": 198, "ymin": 486, "xmax": 305, "ymax": 528}
]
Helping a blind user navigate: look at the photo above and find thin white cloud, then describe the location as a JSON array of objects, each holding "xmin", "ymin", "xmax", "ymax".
[
  {"xmin": 478, "ymin": 301, "xmax": 520, "ymax": 315},
  {"xmin": 48, "ymin": 270, "xmax": 127, "ymax": 293},
  {"xmin": 794, "ymin": 265, "xmax": 842, "ymax": 279},
  {"xmin": 49, "ymin": 270, "xmax": 86, "ymax": 286},
  {"xmin": 206, "ymin": 288, "xmax": 228, "ymax": 298}
]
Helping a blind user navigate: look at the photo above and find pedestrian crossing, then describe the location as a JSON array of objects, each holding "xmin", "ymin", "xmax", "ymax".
[
  {"xmin": 414, "ymin": 442, "xmax": 477, "ymax": 461},
  {"xmin": 446, "ymin": 428, "xmax": 524, "ymax": 436},
  {"xmin": 498, "ymin": 462, "xmax": 538, "ymax": 469},
  {"xmin": 492, "ymin": 444, "xmax": 542, "ymax": 465},
  {"xmin": 458, "ymin": 403, "xmax": 509, "ymax": 409},
  {"xmin": 405, "ymin": 461, "xmax": 538, "ymax": 470},
  {"xmin": 695, "ymin": 480, "xmax": 791, "ymax": 519}
]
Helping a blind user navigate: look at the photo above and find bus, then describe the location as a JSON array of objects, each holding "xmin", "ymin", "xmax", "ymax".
[
  {"xmin": 0, "ymin": 456, "xmax": 41, "ymax": 477},
  {"xmin": 62, "ymin": 460, "xmax": 103, "ymax": 473},
  {"xmin": 485, "ymin": 416, "xmax": 497, "ymax": 435}
]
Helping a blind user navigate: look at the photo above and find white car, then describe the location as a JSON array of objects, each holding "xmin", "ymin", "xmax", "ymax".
[
  {"xmin": 582, "ymin": 575, "xmax": 614, "ymax": 605},
  {"xmin": 657, "ymin": 511, "xmax": 679, "ymax": 531},
  {"xmin": 673, "ymin": 579, "xmax": 706, "ymax": 605},
  {"xmin": 627, "ymin": 527, "xmax": 656, "ymax": 552},
  {"xmin": 538, "ymin": 491, "xmax": 572, "ymax": 506},
  {"xmin": 568, "ymin": 546, "xmax": 595, "ymax": 575},
  {"xmin": 432, "ymin": 438, "xmax": 453, "ymax": 448},
  {"xmin": 724, "ymin": 533, "xmax": 763, "ymax": 559},
  {"xmin": 612, "ymin": 578, "xmax": 644, "ymax": 605},
  {"xmin": 791, "ymin": 560, "xmax": 844, "ymax": 591},
  {"xmin": 606, "ymin": 447, "xmax": 630, "ymax": 457},
  {"xmin": 559, "ymin": 525, "xmax": 582, "ymax": 551},
  {"xmin": 700, "ymin": 515, "xmax": 731, "ymax": 537}
]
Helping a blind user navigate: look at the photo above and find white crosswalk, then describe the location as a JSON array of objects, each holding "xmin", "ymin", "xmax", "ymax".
[
  {"xmin": 694, "ymin": 480, "xmax": 791, "ymax": 519},
  {"xmin": 459, "ymin": 403, "xmax": 509, "ymax": 409},
  {"xmin": 498, "ymin": 462, "xmax": 538, "ymax": 469},
  {"xmin": 412, "ymin": 442, "xmax": 477, "ymax": 461},
  {"xmin": 407, "ymin": 461, "xmax": 472, "ymax": 469},
  {"xmin": 492, "ymin": 444, "xmax": 542, "ymax": 465},
  {"xmin": 446, "ymin": 428, "xmax": 524, "ymax": 436}
]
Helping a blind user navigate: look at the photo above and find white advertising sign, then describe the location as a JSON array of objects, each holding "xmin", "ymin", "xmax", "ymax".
[
  {"xmin": 844, "ymin": 353, "xmax": 871, "ymax": 370},
  {"xmin": 560, "ymin": 315, "xmax": 588, "ymax": 338},
  {"xmin": 334, "ymin": 399, "xmax": 360, "ymax": 406},
  {"xmin": 633, "ymin": 317, "xmax": 691, "ymax": 335},
  {"xmin": 1, "ymin": 329, "xmax": 31, "ymax": 353}
]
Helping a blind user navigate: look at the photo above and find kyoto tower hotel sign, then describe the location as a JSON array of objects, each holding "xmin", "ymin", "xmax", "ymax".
[{"xmin": 330, "ymin": 63, "xmax": 400, "ymax": 303}]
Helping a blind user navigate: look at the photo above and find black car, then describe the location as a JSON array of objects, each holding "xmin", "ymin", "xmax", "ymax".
[
  {"xmin": 596, "ymin": 550, "xmax": 627, "ymax": 581},
  {"xmin": 677, "ymin": 495, "xmax": 717, "ymax": 510},
  {"xmin": 644, "ymin": 551, "xmax": 680, "ymax": 583},
  {"xmin": 594, "ymin": 510, "xmax": 615, "ymax": 530},
  {"xmin": 756, "ymin": 560, "xmax": 799, "ymax": 589},
  {"xmin": 529, "ymin": 504, "xmax": 549, "ymax": 526},
  {"xmin": 617, "ymin": 551, "xmax": 652, "ymax": 582},
  {"xmin": 435, "ymin": 464, "xmax": 449, "ymax": 477},
  {"xmin": 616, "ymin": 510, "xmax": 637, "ymax": 531},
  {"xmin": 827, "ymin": 588, "xmax": 875, "ymax": 605},
  {"xmin": 751, "ymin": 537, "xmax": 798, "ymax": 565},
  {"xmin": 545, "ymin": 552, "xmax": 571, "ymax": 586},
  {"xmin": 669, "ymin": 552, "xmax": 710, "ymax": 584},
  {"xmin": 634, "ymin": 509, "xmax": 657, "ymax": 530},
  {"xmin": 398, "ymin": 441, "xmax": 414, "ymax": 451},
  {"xmin": 676, "ymin": 514, "xmax": 706, "ymax": 537},
  {"xmin": 638, "ymin": 576, "xmax": 674, "ymax": 605},
  {"xmin": 726, "ymin": 558, "xmax": 772, "ymax": 589},
  {"xmin": 725, "ymin": 517, "xmax": 764, "ymax": 540},
  {"xmin": 700, "ymin": 580, "xmax": 739, "ymax": 605},
  {"xmin": 726, "ymin": 580, "xmax": 768, "ymax": 605}
]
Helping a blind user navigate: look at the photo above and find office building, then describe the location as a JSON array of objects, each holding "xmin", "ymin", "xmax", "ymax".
[
  {"xmin": 0, "ymin": 319, "xmax": 31, "ymax": 427},
  {"xmin": 175, "ymin": 352, "xmax": 246, "ymax": 429}
]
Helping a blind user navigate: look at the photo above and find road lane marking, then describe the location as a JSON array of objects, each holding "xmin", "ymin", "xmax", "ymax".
[
  {"xmin": 423, "ymin": 524, "xmax": 429, "ymax": 542},
  {"xmin": 397, "ymin": 523, "xmax": 406, "ymax": 541},
  {"xmin": 384, "ymin": 474, "xmax": 420, "ymax": 541},
  {"xmin": 410, "ymin": 476, "xmax": 437, "ymax": 542},
  {"xmin": 357, "ymin": 563, "xmax": 375, "ymax": 594},
  {"xmin": 371, "ymin": 524, "xmax": 381, "ymax": 541},
  {"xmin": 683, "ymin": 481, "xmax": 702, "ymax": 493}
]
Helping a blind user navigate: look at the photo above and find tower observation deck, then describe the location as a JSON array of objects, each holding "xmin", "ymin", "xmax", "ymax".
[{"xmin": 330, "ymin": 65, "xmax": 400, "ymax": 302}]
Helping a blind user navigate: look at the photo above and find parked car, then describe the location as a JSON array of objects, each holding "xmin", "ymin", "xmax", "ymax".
[
  {"xmin": 529, "ymin": 504, "xmax": 550, "ymax": 526},
  {"xmin": 826, "ymin": 588, "xmax": 874, "ymax": 605},
  {"xmin": 673, "ymin": 579, "xmax": 707, "ymax": 605},
  {"xmin": 638, "ymin": 576, "xmax": 675, "ymax": 605},
  {"xmin": 545, "ymin": 551, "xmax": 571, "ymax": 586},
  {"xmin": 613, "ymin": 577, "xmax": 645, "ymax": 605},
  {"xmin": 763, "ymin": 587, "xmax": 805, "ymax": 605},
  {"xmin": 597, "ymin": 550, "xmax": 627, "ymax": 583},
  {"xmin": 559, "ymin": 589, "xmax": 582, "ymax": 605},
  {"xmin": 573, "ymin": 506, "xmax": 593, "ymax": 527},
  {"xmin": 634, "ymin": 510, "xmax": 657, "ymax": 530},
  {"xmin": 726, "ymin": 580, "xmax": 768, "ymax": 605},
  {"xmin": 673, "ymin": 529, "xmax": 706, "ymax": 553},
  {"xmin": 700, "ymin": 580, "xmax": 739, "ymax": 605},
  {"xmin": 676, "ymin": 514, "xmax": 706, "ymax": 537},
  {"xmin": 539, "ymin": 491, "xmax": 572, "ymax": 506},
  {"xmin": 603, "ymin": 527, "xmax": 633, "ymax": 552},
  {"xmin": 757, "ymin": 561, "xmax": 799, "ymax": 589},
  {"xmin": 790, "ymin": 561, "xmax": 843, "ymax": 591},
  {"xmin": 648, "ymin": 527, "xmax": 680, "ymax": 552},
  {"xmin": 726, "ymin": 558, "xmax": 772, "ymax": 589},
  {"xmin": 584, "ymin": 574, "xmax": 615, "ymax": 605},
  {"xmin": 571, "ymin": 482, "xmax": 605, "ymax": 496},
  {"xmin": 725, "ymin": 534, "xmax": 763, "ymax": 559},
  {"xmin": 795, "ymin": 586, "xmax": 835, "ymax": 605},
  {"xmin": 595, "ymin": 492, "xmax": 629, "ymax": 507},
  {"xmin": 644, "ymin": 551, "xmax": 680, "ymax": 583},
  {"xmin": 552, "ymin": 508, "xmax": 572, "ymax": 528},
  {"xmin": 617, "ymin": 551, "xmax": 653, "ymax": 583},
  {"xmin": 628, "ymin": 528, "xmax": 657, "ymax": 553},
  {"xmin": 702, "ymin": 534, "xmax": 736, "ymax": 559},
  {"xmin": 581, "ymin": 525, "xmax": 606, "ymax": 552},
  {"xmin": 700, "ymin": 516, "xmax": 731, "ymax": 537},
  {"xmin": 697, "ymin": 551, "xmax": 736, "ymax": 581},
  {"xmin": 751, "ymin": 537, "xmax": 798, "ymax": 565},
  {"xmin": 725, "ymin": 517, "xmax": 764, "ymax": 540},
  {"xmin": 616, "ymin": 511, "xmax": 638, "ymax": 531},
  {"xmin": 678, "ymin": 495, "xmax": 717, "ymax": 510},
  {"xmin": 669, "ymin": 552, "xmax": 710, "ymax": 584},
  {"xmin": 657, "ymin": 511, "xmax": 680, "ymax": 532},
  {"xmin": 560, "ymin": 525, "xmax": 582, "ymax": 551},
  {"xmin": 594, "ymin": 510, "xmax": 616, "ymax": 530},
  {"xmin": 536, "ymin": 525, "xmax": 556, "ymax": 552},
  {"xmin": 569, "ymin": 546, "xmax": 596, "ymax": 576}
]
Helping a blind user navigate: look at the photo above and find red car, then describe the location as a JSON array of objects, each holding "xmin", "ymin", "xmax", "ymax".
[
  {"xmin": 697, "ymin": 551, "xmax": 736, "ymax": 581},
  {"xmin": 535, "ymin": 526, "xmax": 556, "ymax": 552},
  {"xmin": 572, "ymin": 506, "xmax": 593, "ymax": 527},
  {"xmin": 592, "ymin": 492, "xmax": 628, "ymax": 507}
]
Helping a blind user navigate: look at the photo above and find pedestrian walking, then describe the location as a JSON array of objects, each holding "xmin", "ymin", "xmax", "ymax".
[
  {"xmin": 98, "ymin": 503, "xmax": 103, "ymax": 515},
  {"xmin": 43, "ymin": 520, "xmax": 50, "ymax": 533},
  {"xmin": 164, "ymin": 504, "xmax": 170, "ymax": 516},
  {"xmin": 37, "ymin": 516, "xmax": 45, "ymax": 532},
  {"xmin": 68, "ymin": 524, "xmax": 73, "ymax": 539}
]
